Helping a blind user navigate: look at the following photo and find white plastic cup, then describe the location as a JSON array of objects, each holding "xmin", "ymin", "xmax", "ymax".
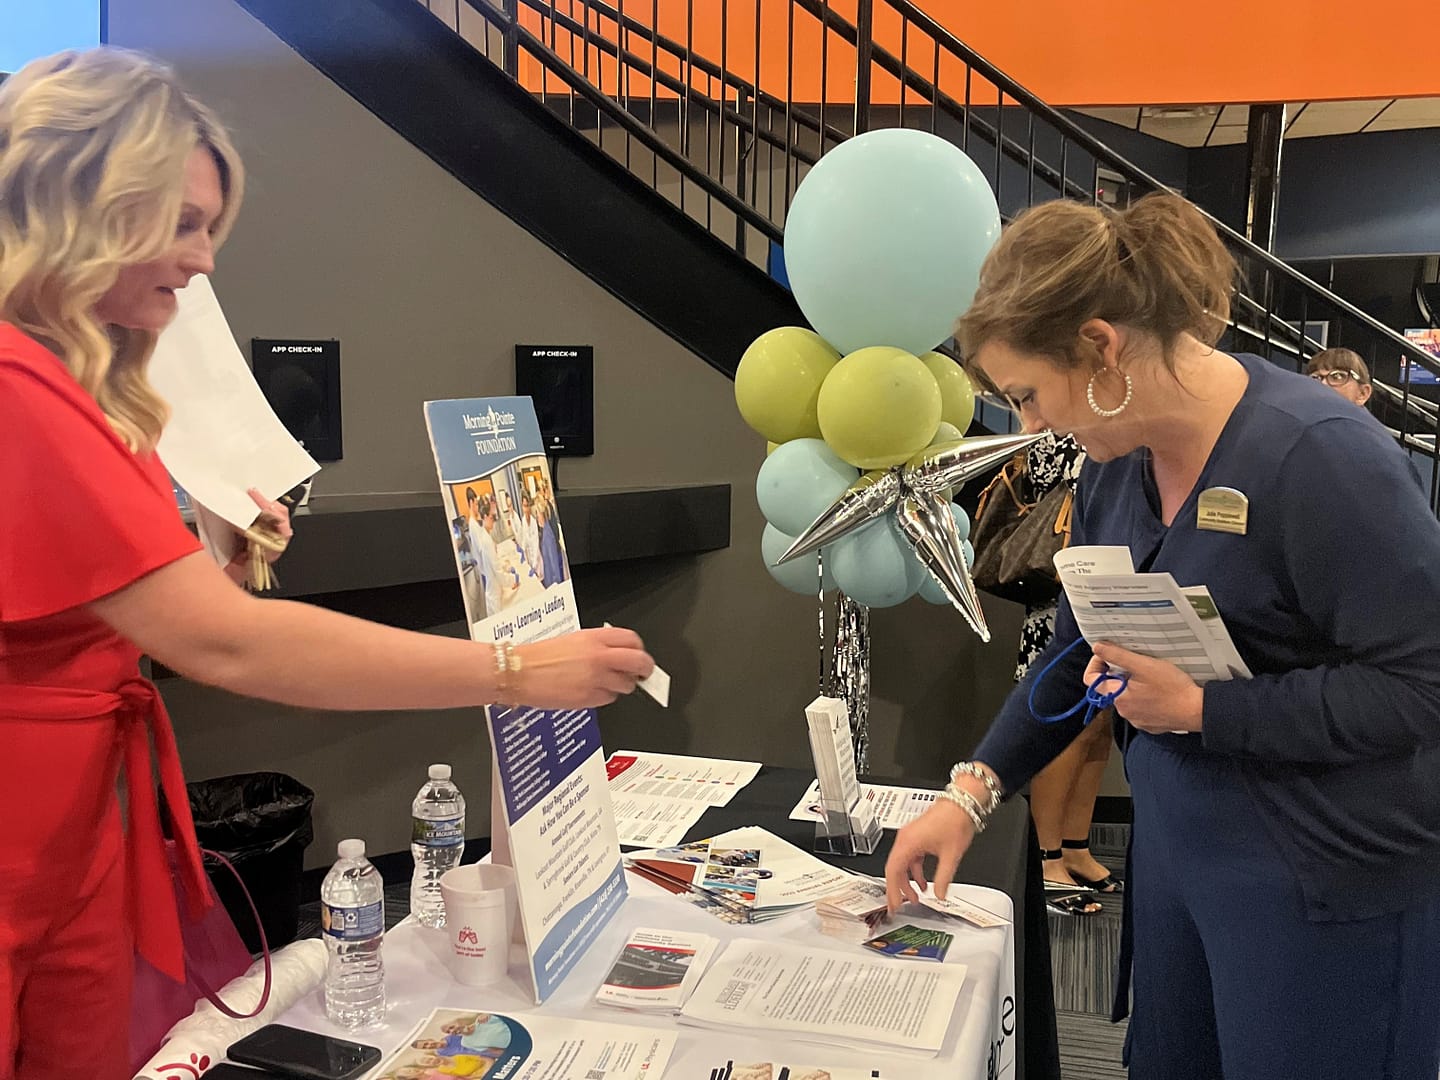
[{"xmin": 438, "ymin": 864, "xmax": 517, "ymax": 986}]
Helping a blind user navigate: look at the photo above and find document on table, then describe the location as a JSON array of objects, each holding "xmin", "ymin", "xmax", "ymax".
[
  {"xmin": 148, "ymin": 275, "xmax": 318, "ymax": 529},
  {"xmin": 610, "ymin": 791, "xmax": 711, "ymax": 849},
  {"xmin": 607, "ymin": 751, "xmax": 763, "ymax": 805},
  {"xmin": 372, "ymin": 1006, "xmax": 675, "ymax": 1080},
  {"xmin": 606, "ymin": 751, "xmax": 763, "ymax": 848},
  {"xmin": 788, "ymin": 780, "xmax": 938, "ymax": 830},
  {"xmin": 1053, "ymin": 546, "xmax": 1250, "ymax": 683},
  {"xmin": 680, "ymin": 938, "xmax": 969, "ymax": 1056}
]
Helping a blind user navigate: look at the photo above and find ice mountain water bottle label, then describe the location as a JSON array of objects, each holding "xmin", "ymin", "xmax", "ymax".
[{"xmin": 413, "ymin": 816, "xmax": 464, "ymax": 847}]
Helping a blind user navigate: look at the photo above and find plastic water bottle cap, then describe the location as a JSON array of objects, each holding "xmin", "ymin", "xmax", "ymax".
[
  {"xmin": 428, "ymin": 764, "xmax": 452, "ymax": 781},
  {"xmin": 338, "ymin": 838, "xmax": 366, "ymax": 859}
]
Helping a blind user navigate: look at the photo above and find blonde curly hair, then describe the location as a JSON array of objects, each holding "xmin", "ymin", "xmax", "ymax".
[{"xmin": 0, "ymin": 47, "xmax": 244, "ymax": 451}]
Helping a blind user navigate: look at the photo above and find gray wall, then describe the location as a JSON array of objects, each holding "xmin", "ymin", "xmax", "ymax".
[{"xmin": 110, "ymin": 0, "xmax": 1035, "ymax": 869}]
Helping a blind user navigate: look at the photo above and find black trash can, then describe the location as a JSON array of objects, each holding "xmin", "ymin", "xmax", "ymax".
[{"xmin": 187, "ymin": 772, "xmax": 315, "ymax": 954}]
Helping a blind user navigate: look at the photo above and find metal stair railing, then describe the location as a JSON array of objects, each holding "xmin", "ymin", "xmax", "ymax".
[{"xmin": 416, "ymin": 0, "xmax": 1440, "ymax": 507}]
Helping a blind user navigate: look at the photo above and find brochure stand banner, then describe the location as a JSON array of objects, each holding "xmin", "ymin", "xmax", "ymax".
[{"xmin": 424, "ymin": 397, "xmax": 627, "ymax": 1003}]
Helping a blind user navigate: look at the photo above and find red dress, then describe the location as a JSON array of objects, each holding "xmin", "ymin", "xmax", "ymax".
[{"xmin": 0, "ymin": 325, "xmax": 211, "ymax": 1002}]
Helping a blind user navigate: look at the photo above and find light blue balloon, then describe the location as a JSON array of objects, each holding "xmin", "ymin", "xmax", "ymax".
[
  {"xmin": 830, "ymin": 518, "xmax": 926, "ymax": 608},
  {"xmin": 952, "ymin": 503, "xmax": 971, "ymax": 543},
  {"xmin": 762, "ymin": 523, "xmax": 834, "ymax": 596},
  {"xmin": 783, "ymin": 129, "xmax": 1001, "ymax": 356},
  {"xmin": 756, "ymin": 438, "xmax": 860, "ymax": 536}
]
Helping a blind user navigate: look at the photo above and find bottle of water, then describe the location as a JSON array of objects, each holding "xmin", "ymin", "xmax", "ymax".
[
  {"xmin": 321, "ymin": 839, "xmax": 386, "ymax": 1028},
  {"xmin": 411, "ymin": 763, "xmax": 466, "ymax": 928}
]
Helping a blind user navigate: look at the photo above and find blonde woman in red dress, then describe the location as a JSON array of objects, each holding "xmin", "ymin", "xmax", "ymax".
[{"xmin": 0, "ymin": 49, "xmax": 653, "ymax": 1079}]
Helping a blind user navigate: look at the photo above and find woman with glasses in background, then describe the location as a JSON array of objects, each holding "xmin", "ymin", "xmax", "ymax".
[{"xmin": 1306, "ymin": 346, "xmax": 1373, "ymax": 407}]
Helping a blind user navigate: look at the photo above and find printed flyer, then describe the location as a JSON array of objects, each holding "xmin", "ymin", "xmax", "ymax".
[
  {"xmin": 372, "ymin": 1007, "xmax": 675, "ymax": 1080},
  {"xmin": 425, "ymin": 398, "xmax": 626, "ymax": 1002}
]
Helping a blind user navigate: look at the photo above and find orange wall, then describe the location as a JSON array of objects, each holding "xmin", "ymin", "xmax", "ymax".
[{"xmin": 519, "ymin": 0, "xmax": 1440, "ymax": 107}]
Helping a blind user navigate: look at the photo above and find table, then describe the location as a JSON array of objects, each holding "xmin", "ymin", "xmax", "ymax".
[
  {"xmin": 273, "ymin": 767, "xmax": 1059, "ymax": 1080},
  {"xmin": 678, "ymin": 766, "xmax": 1059, "ymax": 1080}
]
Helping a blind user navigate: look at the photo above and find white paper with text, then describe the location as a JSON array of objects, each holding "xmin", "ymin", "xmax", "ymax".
[{"xmin": 680, "ymin": 939, "xmax": 969, "ymax": 1056}]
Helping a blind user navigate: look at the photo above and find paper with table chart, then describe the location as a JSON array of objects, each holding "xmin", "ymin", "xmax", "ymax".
[
  {"xmin": 1053, "ymin": 546, "xmax": 1251, "ymax": 682},
  {"xmin": 607, "ymin": 751, "xmax": 764, "ymax": 847}
]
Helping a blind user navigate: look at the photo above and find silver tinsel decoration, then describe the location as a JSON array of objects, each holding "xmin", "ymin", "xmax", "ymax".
[{"xmin": 817, "ymin": 551, "xmax": 872, "ymax": 771}]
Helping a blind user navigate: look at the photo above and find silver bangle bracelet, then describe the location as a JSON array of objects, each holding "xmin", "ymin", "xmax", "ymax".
[
  {"xmin": 938, "ymin": 783, "xmax": 988, "ymax": 834},
  {"xmin": 950, "ymin": 760, "xmax": 1003, "ymax": 814}
]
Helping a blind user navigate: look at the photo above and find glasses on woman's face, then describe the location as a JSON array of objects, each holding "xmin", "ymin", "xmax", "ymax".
[{"xmin": 1310, "ymin": 369, "xmax": 1363, "ymax": 387}]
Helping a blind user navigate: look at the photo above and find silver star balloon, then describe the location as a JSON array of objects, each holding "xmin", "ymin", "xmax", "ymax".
[
  {"xmin": 895, "ymin": 491, "xmax": 990, "ymax": 640},
  {"xmin": 776, "ymin": 431, "xmax": 1044, "ymax": 641}
]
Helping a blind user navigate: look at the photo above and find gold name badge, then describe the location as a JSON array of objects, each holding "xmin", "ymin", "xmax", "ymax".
[{"xmin": 1197, "ymin": 487, "xmax": 1249, "ymax": 535}]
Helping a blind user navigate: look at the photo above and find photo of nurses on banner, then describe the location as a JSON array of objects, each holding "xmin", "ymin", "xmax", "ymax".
[{"xmin": 442, "ymin": 453, "xmax": 568, "ymax": 628}]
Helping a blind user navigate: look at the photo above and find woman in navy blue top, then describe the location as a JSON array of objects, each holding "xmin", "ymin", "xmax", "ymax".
[{"xmin": 885, "ymin": 193, "xmax": 1440, "ymax": 1079}]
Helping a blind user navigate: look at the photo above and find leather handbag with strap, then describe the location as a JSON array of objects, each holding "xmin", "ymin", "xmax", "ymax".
[
  {"xmin": 969, "ymin": 451, "xmax": 1075, "ymax": 607},
  {"xmin": 129, "ymin": 845, "xmax": 274, "ymax": 1071}
]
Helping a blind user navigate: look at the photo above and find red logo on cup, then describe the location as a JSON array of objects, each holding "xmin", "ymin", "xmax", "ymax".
[{"xmin": 458, "ymin": 926, "xmax": 479, "ymax": 945}]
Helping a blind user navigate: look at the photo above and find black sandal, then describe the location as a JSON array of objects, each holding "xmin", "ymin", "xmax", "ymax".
[
  {"xmin": 1041, "ymin": 849, "xmax": 1102, "ymax": 916},
  {"xmin": 1061, "ymin": 838, "xmax": 1124, "ymax": 894},
  {"xmin": 1047, "ymin": 892, "xmax": 1103, "ymax": 916}
]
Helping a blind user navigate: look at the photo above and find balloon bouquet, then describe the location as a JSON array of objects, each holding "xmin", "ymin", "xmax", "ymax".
[{"xmin": 739, "ymin": 128, "xmax": 1040, "ymax": 645}]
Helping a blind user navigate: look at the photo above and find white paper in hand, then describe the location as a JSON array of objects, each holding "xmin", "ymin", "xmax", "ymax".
[
  {"xmin": 638, "ymin": 663, "xmax": 671, "ymax": 707},
  {"xmin": 148, "ymin": 276, "xmax": 318, "ymax": 529},
  {"xmin": 605, "ymin": 623, "xmax": 670, "ymax": 706}
]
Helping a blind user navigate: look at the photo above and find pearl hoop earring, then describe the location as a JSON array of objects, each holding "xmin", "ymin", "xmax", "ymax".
[{"xmin": 1087, "ymin": 368, "xmax": 1133, "ymax": 418}]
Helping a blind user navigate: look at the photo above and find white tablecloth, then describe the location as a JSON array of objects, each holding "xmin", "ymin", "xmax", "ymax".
[{"xmin": 271, "ymin": 876, "xmax": 1016, "ymax": 1080}]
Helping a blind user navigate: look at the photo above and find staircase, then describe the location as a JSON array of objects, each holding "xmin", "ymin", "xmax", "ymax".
[{"xmin": 241, "ymin": 0, "xmax": 1440, "ymax": 511}]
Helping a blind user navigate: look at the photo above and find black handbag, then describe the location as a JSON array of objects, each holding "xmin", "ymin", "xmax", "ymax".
[{"xmin": 969, "ymin": 451, "xmax": 1074, "ymax": 607}]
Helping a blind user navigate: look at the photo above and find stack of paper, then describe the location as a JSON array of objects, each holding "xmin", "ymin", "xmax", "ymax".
[
  {"xmin": 917, "ymin": 884, "xmax": 1011, "ymax": 930},
  {"xmin": 680, "ymin": 939, "xmax": 969, "ymax": 1057},
  {"xmin": 815, "ymin": 878, "xmax": 890, "ymax": 944},
  {"xmin": 625, "ymin": 827, "xmax": 854, "ymax": 925},
  {"xmin": 805, "ymin": 697, "xmax": 879, "ymax": 850},
  {"xmin": 595, "ymin": 927, "xmax": 719, "ymax": 1015}
]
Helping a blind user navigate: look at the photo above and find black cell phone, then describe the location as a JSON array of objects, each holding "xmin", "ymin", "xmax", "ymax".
[
  {"xmin": 227, "ymin": 1024, "xmax": 382, "ymax": 1080},
  {"xmin": 204, "ymin": 1066, "xmax": 288, "ymax": 1080}
]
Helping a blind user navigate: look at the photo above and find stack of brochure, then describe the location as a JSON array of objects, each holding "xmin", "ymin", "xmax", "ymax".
[
  {"xmin": 625, "ymin": 826, "xmax": 853, "ymax": 925},
  {"xmin": 595, "ymin": 927, "xmax": 719, "ymax": 1015},
  {"xmin": 815, "ymin": 878, "xmax": 890, "ymax": 943}
]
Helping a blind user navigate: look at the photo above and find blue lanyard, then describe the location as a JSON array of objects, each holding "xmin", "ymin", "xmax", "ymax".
[{"xmin": 1028, "ymin": 637, "xmax": 1129, "ymax": 726}]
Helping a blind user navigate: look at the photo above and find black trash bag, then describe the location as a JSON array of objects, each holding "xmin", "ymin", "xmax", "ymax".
[{"xmin": 187, "ymin": 772, "xmax": 315, "ymax": 954}]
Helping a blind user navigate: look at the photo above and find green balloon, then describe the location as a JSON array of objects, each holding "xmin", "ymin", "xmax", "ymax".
[
  {"xmin": 929, "ymin": 421, "xmax": 964, "ymax": 445},
  {"xmin": 735, "ymin": 327, "xmax": 840, "ymax": 443},
  {"xmin": 818, "ymin": 347, "xmax": 942, "ymax": 469},
  {"xmin": 920, "ymin": 352, "xmax": 976, "ymax": 433}
]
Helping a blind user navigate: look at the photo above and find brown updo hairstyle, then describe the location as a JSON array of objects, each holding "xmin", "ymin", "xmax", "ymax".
[{"xmin": 956, "ymin": 193, "xmax": 1239, "ymax": 383}]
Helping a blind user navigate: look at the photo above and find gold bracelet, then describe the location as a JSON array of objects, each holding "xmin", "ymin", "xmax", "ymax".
[
  {"xmin": 950, "ymin": 761, "xmax": 1003, "ymax": 814},
  {"xmin": 493, "ymin": 640, "xmax": 524, "ymax": 702}
]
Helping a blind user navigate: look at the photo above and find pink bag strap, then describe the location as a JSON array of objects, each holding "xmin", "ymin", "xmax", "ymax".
[{"xmin": 192, "ymin": 848, "xmax": 273, "ymax": 1019}]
